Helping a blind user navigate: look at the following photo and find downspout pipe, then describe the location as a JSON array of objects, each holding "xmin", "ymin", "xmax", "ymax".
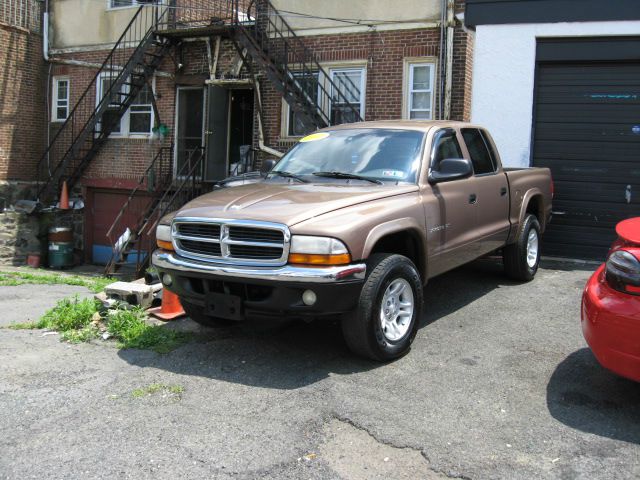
[
  {"xmin": 443, "ymin": 0, "xmax": 455, "ymax": 120},
  {"xmin": 43, "ymin": 0, "xmax": 49, "ymax": 61},
  {"xmin": 254, "ymin": 79, "xmax": 284, "ymax": 159}
]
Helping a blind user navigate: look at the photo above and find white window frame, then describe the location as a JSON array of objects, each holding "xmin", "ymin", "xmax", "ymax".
[
  {"xmin": 281, "ymin": 61, "xmax": 367, "ymax": 139},
  {"xmin": 107, "ymin": 0, "xmax": 140, "ymax": 10},
  {"xmin": 403, "ymin": 59, "xmax": 436, "ymax": 120},
  {"xmin": 96, "ymin": 72, "xmax": 155, "ymax": 138},
  {"xmin": 52, "ymin": 76, "xmax": 70, "ymax": 122}
]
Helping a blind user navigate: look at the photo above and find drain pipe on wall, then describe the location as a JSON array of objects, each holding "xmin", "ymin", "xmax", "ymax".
[
  {"xmin": 443, "ymin": 0, "xmax": 455, "ymax": 120},
  {"xmin": 254, "ymin": 79, "xmax": 284, "ymax": 159}
]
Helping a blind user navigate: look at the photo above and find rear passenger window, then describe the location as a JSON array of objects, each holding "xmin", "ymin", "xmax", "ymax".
[
  {"xmin": 462, "ymin": 128, "xmax": 496, "ymax": 175},
  {"xmin": 432, "ymin": 129, "xmax": 463, "ymax": 168}
]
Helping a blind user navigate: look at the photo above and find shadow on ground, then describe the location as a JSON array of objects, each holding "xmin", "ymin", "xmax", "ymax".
[
  {"xmin": 118, "ymin": 260, "xmax": 517, "ymax": 389},
  {"xmin": 547, "ymin": 348, "xmax": 640, "ymax": 444}
]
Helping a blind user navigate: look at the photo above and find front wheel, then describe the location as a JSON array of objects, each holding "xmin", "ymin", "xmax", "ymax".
[
  {"xmin": 341, "ymin": 254, "xmax": 423, "ymax": 361},
  {"xmin": 503, "ymin": 214, "xmax": 541, "ymax": 281}
]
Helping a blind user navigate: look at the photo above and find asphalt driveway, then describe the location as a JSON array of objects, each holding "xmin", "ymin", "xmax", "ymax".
[{"xmin": 1, "ymin": 260, "xmax": 638, "ymax": 479}]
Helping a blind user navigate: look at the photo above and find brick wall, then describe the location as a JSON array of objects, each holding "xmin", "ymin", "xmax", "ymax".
[
  {"xmin": 257, "ymin": 26, "xmax": 472, "ymax": 151},
  {"xmin": 0, "ymin": 23, "xmax": 48, "ymax": 181}
]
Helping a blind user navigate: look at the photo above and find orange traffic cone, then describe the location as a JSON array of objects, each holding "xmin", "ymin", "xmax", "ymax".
[
  {"xmin": 59, "ymin": 180, "xmax": 70, "ymax": 210},
  {"xmin": 148, "ymin": 288, "xmax": 186, "ymax": 321}
]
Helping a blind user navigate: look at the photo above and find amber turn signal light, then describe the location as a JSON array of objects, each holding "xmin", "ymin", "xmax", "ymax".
[
  {"xmin": 288, "ymin": 253, "xmax": 351, "ymax": 266},
  {"xmin": 157, "ymin": 239, "xmax": 175, "ymax": 251}
]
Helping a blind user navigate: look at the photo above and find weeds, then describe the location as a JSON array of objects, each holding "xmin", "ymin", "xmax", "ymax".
[
  {"xmin": 37, "ymin": 296, "xmax": 100, "ymax": 331},
  {"xmin": 9, "ymin": 295, "xmax": 191, "ymax": 354},
  {"xmin": 0, "ymin": 271, "xmax": 113, "ymax": 293},
  {"xmin": 107, "ymin": 307, "xmax": 191, "ymax": 353},
  {"xmin": 131, "ymin": 383, "xmax": 184, "ymax": 398}
]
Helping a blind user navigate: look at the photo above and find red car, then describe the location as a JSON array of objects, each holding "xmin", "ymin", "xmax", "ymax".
[{"xmin": 582, "ymin": 217, "xmax": 640, "ymax": 382}]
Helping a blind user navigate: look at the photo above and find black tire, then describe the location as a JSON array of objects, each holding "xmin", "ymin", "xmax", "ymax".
[
  {"xmin": 341, "ymin": 254, "xmax": 423, "ymax": 361},
  {"xmin": 503, "ymin": 214, "xmax": 541, "ymax": 281},
  {"xmin": 181, "ymin": 300, "xmax": 235, "ymax": 328}
]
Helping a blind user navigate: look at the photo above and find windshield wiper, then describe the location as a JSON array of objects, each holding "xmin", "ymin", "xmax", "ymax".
[
  {"xmin": 313, "ymin": 171, "xmax": 383, "ymax": 185},
  {"xmin": 269, "ymin": 170, "xmax": 309, "ymax": 183}
]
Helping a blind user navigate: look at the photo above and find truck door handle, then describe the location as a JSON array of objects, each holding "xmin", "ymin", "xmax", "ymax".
[
  {"xmin": 500, "ymin": 187, "xmax": 507, "ymax": 196},
  {"xmin": 469, "ymin": 194, "xmax": 477, "ymax": 204}
]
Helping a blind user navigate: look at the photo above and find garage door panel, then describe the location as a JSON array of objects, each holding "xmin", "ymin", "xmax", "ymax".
[
  {"xmin": 534, "ymin": 159, "xmax": 640, "ymax": 184},
  {"xmin": 553, "ymin": 182, "xmax": 640, "ymax": 205},
  {"xmin": 534, "ymin": 141, "xmax": 640, "ymax": 162},
  {"xmin": 535, "ymin": 104, "xmax": 640, "ymax": 123},
  {"xmin": 533, "ymin": 60, "xmax": 640, "ymax": 259},
  {"xmin": 534, "ymin": 123, "xmax": 640, "ymax": 142}
]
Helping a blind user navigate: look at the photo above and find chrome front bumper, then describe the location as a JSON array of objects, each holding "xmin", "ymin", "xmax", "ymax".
[{"xmin": 152, "ymin": 250, "xmax": 366, "ymax": 284}]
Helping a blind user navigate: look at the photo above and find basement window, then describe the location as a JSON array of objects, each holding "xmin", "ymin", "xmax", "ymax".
[
  {"xmin": 52, "ymin": 77, "xmax": 70, "ymax": 122},
  {"xmin": 404, "ymin": 61, "xmax": 435, "ymax": 120}
]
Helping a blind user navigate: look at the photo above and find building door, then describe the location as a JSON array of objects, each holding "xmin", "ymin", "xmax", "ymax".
[
  {"xmin": 87, "ymin": 189, "xmax": 151, "ymax": 265},
  {"xmin": 228, "ymin": 89, "xmax": 255, "ymax": 175},
  {"xmin": 205, "ymin": 85, "xmax": 229, "ymax": 181},
  {"xmin": 532, "ymin": 60, "xmax": 640, "ymax": 259},
  {"xmin": 175, "ymin": 87, "xmax": 205, "ymax": 178}
]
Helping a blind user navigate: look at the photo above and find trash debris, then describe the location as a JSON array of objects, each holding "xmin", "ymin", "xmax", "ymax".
[
  {"xmin": 302, "ymin": 453, "xmax": 317, "ymax": 461},
  {"xmin": 104, "ymin": 281, "xmax": 156, "ymax": 309},
  {"xmin": 42, "ymin": 331, "xmax": 58, "ymax": 337}
]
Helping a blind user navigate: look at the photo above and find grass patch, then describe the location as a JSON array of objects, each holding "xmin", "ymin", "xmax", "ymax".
[
  {"xmin": 107, "ymin": 307, "xmax": 191, "ymax": 354},
  {"xmin": 0, "ymin": 270, "xmax": 113, "ymax": 293},
  {"xmin": 6, "ymin": 322, "xmax": 39, "ymax": 330},
  {"xmin": 132, "ymin": 383, "xmax": 184, "ymax": 398},
  {"xmin": 7, "ymin": 294, "xmax": 191, "ymax": 354},
  {"xmin": 37, "ymin": 296, "xmax": 100, "ymax": 331}
]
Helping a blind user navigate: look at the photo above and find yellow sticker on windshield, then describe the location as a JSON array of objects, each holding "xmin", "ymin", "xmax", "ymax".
[{"xmin": 300, "ymin": 132, "xmax": 329, "ymax": 143}]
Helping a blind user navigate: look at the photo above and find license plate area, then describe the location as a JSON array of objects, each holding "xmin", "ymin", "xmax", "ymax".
[{"xmin": 206, "ymin": 292, "xmax": 243, "ymax": 320}]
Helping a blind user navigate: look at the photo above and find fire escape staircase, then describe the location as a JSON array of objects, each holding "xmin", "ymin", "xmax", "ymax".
[
  {"xmin": 35, "ymin": 6, "xmax": 173, "ymax": 202},
  {"xmin": 233, "ymin": 0, "xmax": 363, "ymax": 132}
]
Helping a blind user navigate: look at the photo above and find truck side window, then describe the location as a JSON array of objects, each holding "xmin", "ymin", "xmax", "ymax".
[
  {"xmin": 432, "ymin": 130, "xmax": 463, "ymax": 169},
  {"xmin": 462, "ymin": 128, "xmax": 496, "ymax": 175}
]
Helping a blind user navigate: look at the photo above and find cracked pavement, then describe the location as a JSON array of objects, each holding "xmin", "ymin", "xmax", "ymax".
[{"xmin": 1, "ymin": 260, "xmax": 639, "ymax": 479}]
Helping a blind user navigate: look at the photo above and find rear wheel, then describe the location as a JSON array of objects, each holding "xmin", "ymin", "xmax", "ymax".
[
  {"xmin": 503, "ymin": 214, "xmax": 541, "ymax": 281},
  {"xmin": 181, "ymin": 300, "xmax": 235, "ymax": 328},
  {"xmin": 341, "ymin": 254, "xmax": 423, "ymax": 361}
]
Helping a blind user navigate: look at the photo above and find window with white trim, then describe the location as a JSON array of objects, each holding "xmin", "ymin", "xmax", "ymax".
[
  {"xmin": 96, "ymin": 72, "xmax": 154, "ymax": 137},
  {"xmin": 283, "ymin": 66, "xmax": 366, "ymax": 138},
  {"xmin": 52, "ymin": 77, "xmax": 70, "ymax": 122},
  {"xmin": 405, "ymin": 62, "xmax": 435, "ymax": 120},
  {"xmin": 109, "ymin": 0, "xmax": 138, "ymax": 8},
  {"xmin": 287, "ymin": 71, "xmax": 320, "ymax": 137},
  {"xmin": 330, "ymin": 67, "xmax": 365, "ymax": 125}
]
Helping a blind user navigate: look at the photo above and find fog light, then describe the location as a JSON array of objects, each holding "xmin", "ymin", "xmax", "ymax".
[
  {"xmin": 302, "ymin": 289, "xmax": 317, "ymax": 306},
  {"xmin": 162, "ymin": 273, "xmax": 173, "ymax": 287}
]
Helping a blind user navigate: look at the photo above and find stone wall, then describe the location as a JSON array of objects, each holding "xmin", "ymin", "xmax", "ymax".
[
  {"xmin": 0, "ymin": 211, "xmax": 41, "ymax": 265},
  {"xmin": 0, "ymin": 209, "xmax": 84, "ymax": 267}
]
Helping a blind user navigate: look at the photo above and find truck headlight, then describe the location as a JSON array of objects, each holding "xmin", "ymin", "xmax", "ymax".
[
  {"xmin": 156, "ymin": 224, "xmax": 174, "ymax": 251},
  {"xmin": 288, "ymin": 235, "xmax": 351, "ymax": 265}
]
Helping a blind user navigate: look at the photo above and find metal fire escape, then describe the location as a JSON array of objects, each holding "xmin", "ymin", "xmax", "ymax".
[{"xmin": 35, "ymin": 1, "xmax": 363, "ymax": 275}]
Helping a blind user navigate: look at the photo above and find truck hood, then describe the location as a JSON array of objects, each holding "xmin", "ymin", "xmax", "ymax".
[{"xmin": 173, "ymin": 182, "xmax": 419, "ymax": 226}]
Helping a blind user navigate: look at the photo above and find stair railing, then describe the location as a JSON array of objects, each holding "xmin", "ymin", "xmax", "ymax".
[
  {"xmin": 36, "ymin": 3, "xmax": 171, "ymax": 201},
  {"xmin": 239, "ymin": 0, "xmax": 364, "ymax": 130}
]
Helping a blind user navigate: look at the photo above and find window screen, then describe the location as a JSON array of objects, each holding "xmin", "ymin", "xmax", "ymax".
[{"xmin": 462, "ymin": 128, "xmax": 495, "ymax": 175}]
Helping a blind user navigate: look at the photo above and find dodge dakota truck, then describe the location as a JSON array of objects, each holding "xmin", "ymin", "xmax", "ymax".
[{"xmin": 153, "ymin": 121, "xmax": 553, "ymax": 360}]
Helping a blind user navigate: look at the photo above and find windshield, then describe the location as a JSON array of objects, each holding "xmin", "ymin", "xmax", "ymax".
[{"xmin": 272, "ymin": 128, "xmax": 425, "ymax": 183}]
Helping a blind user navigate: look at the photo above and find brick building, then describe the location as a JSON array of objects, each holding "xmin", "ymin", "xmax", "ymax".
[{"xmin": 0, "ymin": 0, "xmax": 473, "ymax": 267}]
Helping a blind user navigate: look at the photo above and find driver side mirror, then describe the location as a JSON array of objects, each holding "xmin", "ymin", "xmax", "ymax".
[
  {"xmin": 428, "ymin": 158, "xmax": 473, "ymax": 184},
  {"xmin": 260, "ymin": 158, "xmax": 278, "ymax": 175}
]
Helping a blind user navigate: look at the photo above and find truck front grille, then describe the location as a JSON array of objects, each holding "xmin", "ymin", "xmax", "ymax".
[{"xmin": 172, "ymin": 218, "xmax": 290, "ymax": 266}]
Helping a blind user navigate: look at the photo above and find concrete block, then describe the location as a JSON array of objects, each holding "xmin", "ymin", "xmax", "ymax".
[{"xmin": 104, "ymin": 281, "xmax": 155, "ymax": 309}]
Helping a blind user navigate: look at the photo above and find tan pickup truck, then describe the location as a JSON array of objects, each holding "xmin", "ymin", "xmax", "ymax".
[{"xmin": 153, "ymin": 121, "xmax": 553, "ymax": 360}]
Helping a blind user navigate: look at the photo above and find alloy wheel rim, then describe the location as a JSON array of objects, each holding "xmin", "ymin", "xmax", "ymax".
[
  {"xmin": 526, "ymin": 229, "xmax": 539, "ymax": 268},
  {"xmin": 380, "ymin": 278, "xmax": 414, "ymax": 342}
]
